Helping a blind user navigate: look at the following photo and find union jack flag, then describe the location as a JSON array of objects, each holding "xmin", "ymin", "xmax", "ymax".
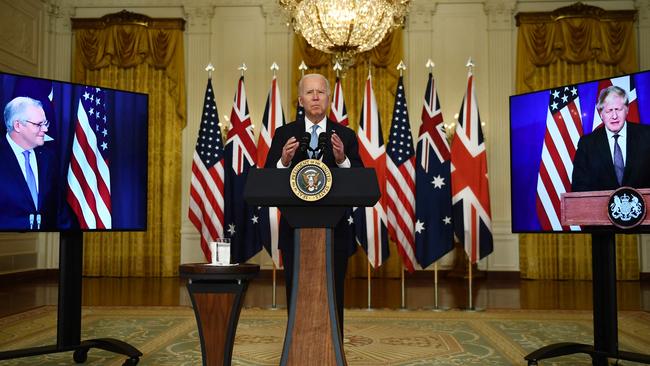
[
  {"xmin": 386, "ymin": 76, "xmax": 417, "ymax": 272},
  {"xmin": 592, "ymin": 75, "xmax": 639, "ymax": 129},
  {"xmin": 415, "ymin": 73, "xmax": 454, "ymax": 268},
  {"xmin": 188, "ymin": 78, "xmax": 225, "ymax": 260},
  {"xmin": 329, "ymin": 77, "xmax": 349, "ymax": 126},
  {"xmin": 66, "ymin": 86, "xmax": 111, "ymax": 229},
  {"xmin": 450, "ymin": 70, "xmax": 493, "ymax": 263},
  {"xmin": 536, "ymin": 84, "xmax": 583, "ymax": 231},
  {"xmin": 354, "ymin": 74, "xmax": 389, "ymax": 268},
  {"xmin": 257, "ymin": 75, "xmax": 285, "ymax": 268},
  {"xmin": 224, "ymin": 76, "xmax": 261, "ymax": 263}
]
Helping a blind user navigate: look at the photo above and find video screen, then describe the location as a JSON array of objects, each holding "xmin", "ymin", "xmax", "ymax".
[
  {"xmin": 0, "ymin": 71, "xmax": 148, "ymax": 231},
  {"xmin": 510, "ymin": 70, "xmax": 650, "ymax": 233}
]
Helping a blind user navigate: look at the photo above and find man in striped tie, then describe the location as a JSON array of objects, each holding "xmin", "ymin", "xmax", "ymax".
[
  {"xmin": 572, "ymin": 86, "xmax": 650, "ymax": 192},
  {"xmin": 1, "ymin": 97, "xmax": 57, "ymax": 230},
  {"xmin": 265, "ymin": 73, "xmax": 362, "ymax": 333}
]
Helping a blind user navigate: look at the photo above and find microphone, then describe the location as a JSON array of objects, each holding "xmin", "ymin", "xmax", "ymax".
[
  {"xmin": 29, "ymin": 214, "xmax": 34, "ymax": 230},
  {"xmin": 316, "ymin": 132, "xmax": 330, "ymax": 159},
  {"xmin": 298, "ymin": 132, "xmax": 311, "ymax": 153}
]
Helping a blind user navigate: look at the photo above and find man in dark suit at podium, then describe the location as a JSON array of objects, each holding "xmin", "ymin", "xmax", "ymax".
[
  {"xmin": 0, "ymin": 96, "xmax": 57, "ymax": 230},
  {"xmin": 265, "ymin": 73, "xmax": 362, "ymax": 331},
  {"xmin": 572, "ymin": 85, "xmax": 650, "ymax": 192}
]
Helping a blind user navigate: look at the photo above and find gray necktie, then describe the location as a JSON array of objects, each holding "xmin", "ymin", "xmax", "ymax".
[
  {"xmin": 613, "ymin": 134, "xmax": 624, "ymax": 185},
  {"xmin": 22, "ymin": 150, "xmax": 38, "ymax": 208},
  {"xmin": 309, "ymin": 124, "xmax": 319, "ymax": 158}
]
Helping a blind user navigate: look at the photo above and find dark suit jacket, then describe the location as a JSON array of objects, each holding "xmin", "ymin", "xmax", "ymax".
[
  {"xmin": 0, "ymin": 136, "xmax": 57, "ymax": 230},
  {"xmin": 572, "ymin": 122, "xmax": 650, "ymax": 192},
  {"xmin": 264, "ymin": 119, "xmax": 363, "ymax": 254}
]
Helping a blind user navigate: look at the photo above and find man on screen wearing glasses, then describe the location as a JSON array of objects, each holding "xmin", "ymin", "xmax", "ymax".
[{"xmin": 0, "ymin": 96, "xmax": 57, "ymax": 230}]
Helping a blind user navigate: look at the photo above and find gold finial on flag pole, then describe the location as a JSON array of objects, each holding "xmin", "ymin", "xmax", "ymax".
[
  {"xmin": 397, "ymin": 60, "xmax": 406, "ymax": 77},
  {"xmin": 205, "ymin": 63, "xmax": 215, "ymax": 79},
  {"xmin": 333, "ymin": 61, "xmax": 342, "ymax": 78},
  {"xmin": 368, "ymin": 60, "xmax": 372, "ymax": 78},
  {"xmin": 270, "ymin": 62, "xmax": 279, "ymax": 77},
  {"xmin": 298, "ymin": 61, "xmax": 308, "ymax": 77},
  {"xmin": 426, "ymin": 59, "xmax": 435, "ymax": 72},
  {"xmin": 238, "ymin": 63, "xmax": 248, "ymax": 76}
]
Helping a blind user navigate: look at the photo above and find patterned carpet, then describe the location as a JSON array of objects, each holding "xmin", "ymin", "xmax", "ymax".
[{"xmin": 0, "ymin": 306, "xmax": 648, "ymax": 365}]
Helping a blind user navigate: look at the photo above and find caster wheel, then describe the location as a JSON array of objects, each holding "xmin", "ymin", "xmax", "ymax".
[
  {"xmin": 122, "ymin": 357, "xmax": 139, "ymax": 366},
  {"xmin": 73, "ymin": 348, "xmax": 88, "ymax": 363}
]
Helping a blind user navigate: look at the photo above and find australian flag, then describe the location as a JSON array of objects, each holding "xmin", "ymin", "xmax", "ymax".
[
  {"xmin": 415, "ymin": 72, "xmax": 454, "ymax": 268},
  {"xmin": 224, "ymin": 76, "xmax": 261, "ymax": 263}
]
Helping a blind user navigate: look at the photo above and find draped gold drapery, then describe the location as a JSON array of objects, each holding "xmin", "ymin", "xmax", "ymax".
[
  {"xmin": 292, "ymin": 30, "xmax": 403, "ymax": 277},
  {"xmin": 71, "ymin": 12, "xmax": 186, "ymax": 277},
  {"xmin": 515, "ymin": 3, "xmax": 639, "ymax": 280}
]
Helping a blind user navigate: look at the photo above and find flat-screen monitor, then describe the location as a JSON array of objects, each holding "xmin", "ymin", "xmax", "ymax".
[
  {"xmin": 510, "ymin": 70, "xmax": 650, "ymax": 233},
  {"xmin": 0, "ymin": 71, "xmax": 148, "ymax": 231}
]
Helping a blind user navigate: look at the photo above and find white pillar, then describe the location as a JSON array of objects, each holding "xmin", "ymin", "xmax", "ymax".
[
  {"xmin": 484, "ymin": 0, "xmax": 519, "ymax": 272},
  {"xmin": 180, "ymin": 5, "xmax": 216, "ymax": 264}
]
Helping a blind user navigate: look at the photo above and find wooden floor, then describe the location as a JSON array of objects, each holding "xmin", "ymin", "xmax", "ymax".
[{"xmin": 1, "ymin": 271, "xmax": 649, "ymax": 318}]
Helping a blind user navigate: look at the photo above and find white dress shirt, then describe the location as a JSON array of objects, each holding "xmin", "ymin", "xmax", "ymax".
[
  {"xmin": 277, "ymin": 116, "xmax": 350, "ymax": 168},
  {"xmin": 605, "ymin": 121, "xmax": 627, "ymax": 166},
  {"xmin": 6, "ymin": 133, "xmax": 39, "ymax": 191}
]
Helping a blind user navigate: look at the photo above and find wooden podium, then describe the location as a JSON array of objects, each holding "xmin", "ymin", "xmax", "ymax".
[
  {"xmin": 525, "ymin": 189, "xmax": 650, "ymax": 366},
  {"xmin": 244, "ymin": 168, "xmax": 379, "ymax": 366}
]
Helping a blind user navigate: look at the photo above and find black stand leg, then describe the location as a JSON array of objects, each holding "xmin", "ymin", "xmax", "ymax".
[
  {"xmin": 524, "ymin": 233, "xmax": 650, "ymax": 365},
  {"xmin": 0, "ymin": 232, "xmax": 142, "ymax": 365}
]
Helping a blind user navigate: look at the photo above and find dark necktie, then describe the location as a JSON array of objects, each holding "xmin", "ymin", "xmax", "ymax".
[
  {"xmin": 23, "ymin": 150, "xmax": 38, "ymax": 208},
  {"xmin": 613, "ymin": 134, "xmax": 624, "ymax": 185},
  {"xmin": 309, "ymin": 124, "xmax": 319, "ymax": 158}
]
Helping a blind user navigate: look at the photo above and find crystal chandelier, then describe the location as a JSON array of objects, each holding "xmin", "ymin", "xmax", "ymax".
[{"xmin": 279, "ymin": 0, "xmax": 410, "ymax": 58}]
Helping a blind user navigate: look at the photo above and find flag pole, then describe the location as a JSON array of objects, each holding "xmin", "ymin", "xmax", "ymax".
[
  {"xmin": 400, "ymin": 263, "xmax": 406, "ymax": 309},
  {"xmin": 367, "ymin": 260, "xmax": 372, "ymax": 309},
  {"xmin": 432, "ymin": 262, "xmax": 449, "ymax": 311},
  {"xmin": 272, "ymin": 263, "xmax": 278, "ymax": 309},
  {"xmin": 468, "ymin": 257, "xmax": 473, "ymax": 310}
]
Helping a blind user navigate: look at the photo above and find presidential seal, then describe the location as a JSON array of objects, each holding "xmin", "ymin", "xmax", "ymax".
[
  {"xmin": 290, "ymin": 159, "xmax": 333, "ymax": 202},
  {"xmin": 607, "ymin": 187, "xmax": 647, "ymax": 229}
]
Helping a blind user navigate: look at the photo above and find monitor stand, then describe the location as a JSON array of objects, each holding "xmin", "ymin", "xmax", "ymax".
[{"xmin": 0, "ymin": 231, "xmax": 142, "ymax": 366}]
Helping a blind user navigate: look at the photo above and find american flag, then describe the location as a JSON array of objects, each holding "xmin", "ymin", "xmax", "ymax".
[
  {"xmin": 67, "ymin": 86, "xmax": 112, "ymax": 229},
  {"xmin": 329, "ymin": 77, "xmax": 349, "ymax": 126},
  {"xmin": 450, "ymin": 70, "xmax": 493, "ymax": 264},
  {"xmin": 386, "ymin": 76, "xmax": 417, "ymax": 272},
  {"xmin": 188, "ymin": 78, "xmax": 225, "ymax": 261},
  {"xmin": 536, "ymin": 84, "xmax": 583, "ymax": 231},
  {"xmin": 415, "ymin": 73, "xmax": 454, "ymax": 268},
  {"xmin": 354, "ymin": 74, "xmax": 389, "ymax": 268},
  {"xmin": 258, "ymin": 75, "xmax": 285, "ymax": 268},
  {"xmin": 224, "ymin": 76, "xmax": 261, "ymax": 263},
  {"xmin": 592, "ymin": 75, "xmax": 639, "ymax": 129}
]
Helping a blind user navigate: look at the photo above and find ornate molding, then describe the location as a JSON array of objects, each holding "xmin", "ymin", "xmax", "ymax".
[
  {"xmin": 183, "ymin": 5, "xmax": 215, "ymax": 33},
  {"xmin": 45, "ymin": 0, "xmax": 76, "ymax": 34},
  {"xmin": 406, "ymin": 2, "xmax": 438, "ymax": 32},
  {"xmin": 484, "ymin": 0, "xmax": 516, "ymax": 31},
  {"xmin": 71, "ymin": 10, "xmax": 185, "ymax": 30},
  {"xmin": 516, "ymin": 2, "xmax": 636, "ymax": 26},
  {"xmin": 636, "ymin": 0, "xmax": 650, "ymax": 25},
  {"xmin": 261, "ymin": 2, "xmax": 291, "ymax": 34}
]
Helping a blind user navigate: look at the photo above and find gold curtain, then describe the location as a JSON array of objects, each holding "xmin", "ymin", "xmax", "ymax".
[
  {"xmin": 292, "ymin": 29, "xmax": 403, "ymax": 277},
  {"xmin": 515, "ymin": 3, "xmax": 639, "ymax": 280},
  {"xmin": 71, "ymin": 11, "xmax": 186, "ymax": 277}
]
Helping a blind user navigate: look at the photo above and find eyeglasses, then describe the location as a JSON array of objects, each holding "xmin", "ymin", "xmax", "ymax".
[{"xmin": 24, "ymin": 120, "xmax": 50, "ymax": 129}]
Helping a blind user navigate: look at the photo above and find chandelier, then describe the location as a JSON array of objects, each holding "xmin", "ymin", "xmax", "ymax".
[{"xmin": 279, "ymin": 0, "xmax": 410, "ymax": 58}]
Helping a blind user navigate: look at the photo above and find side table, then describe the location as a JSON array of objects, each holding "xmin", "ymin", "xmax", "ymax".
[{"xmin": 179, "ymin": 263, "xmax": 260, "ymax": 366}]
